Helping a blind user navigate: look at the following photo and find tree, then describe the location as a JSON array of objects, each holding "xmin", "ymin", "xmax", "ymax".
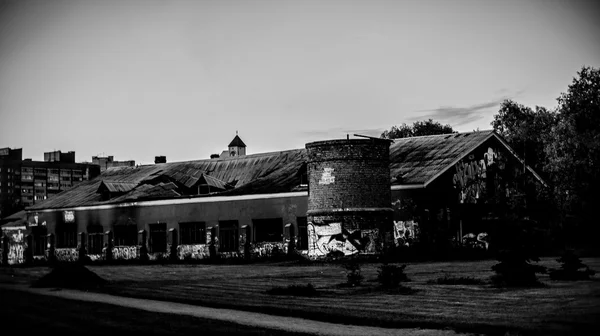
[
  {"xmin": 381, "ymin": 119, "xmax": 455, "ymax": 139},
  {"xmin": 544, "ymin": 66, "xmax": 600, "ymax": 248},
  {"xmin": 491, "ymin": 100, "xmax": 558, "ymax": 175}
]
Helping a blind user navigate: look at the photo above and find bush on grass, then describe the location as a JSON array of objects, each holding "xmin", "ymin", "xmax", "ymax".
[
  {"xmin": 343, "ymin": 258, "xmax": 364, "ymax": 286},
  {"xmin": 491, "ymin": 249, "xmax": 546, "ymax": 288},
  {"xmin": 377, "ymin": 263, "xmax": 409, "ymax": 288},
  {"xmin": 429, "ymin": 273, "xmax": 486, "ymax": 285},
  {"xmin": 549, "ymin": 250, "xmax": 596, "ymax": 281},
  {"xmin": 31, "ymin": 263, "xmax": 107, "ymax": 289},
  {"xmin": 266, "ymin": 283, "xmax": 320, "ymax": 297}
]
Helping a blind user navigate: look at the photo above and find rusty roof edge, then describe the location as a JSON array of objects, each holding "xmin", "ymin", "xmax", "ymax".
[
  {"xmin": 491, "ymin": 132, "xmax": 549, "ymax": 188},
  {"xmin": 422, "ymin": 131, "xmax": 495, "ymax": 188}
]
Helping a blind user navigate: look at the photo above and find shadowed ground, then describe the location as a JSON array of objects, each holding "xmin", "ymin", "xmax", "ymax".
[{"xmin": 1, "ymin": 257, "xmax": 599, "ymax": 335}]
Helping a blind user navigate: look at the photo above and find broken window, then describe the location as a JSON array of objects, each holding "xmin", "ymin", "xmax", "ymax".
[
  {"xmin": 218, "ymin": 220, "xmax": 239, "ymax": 252},
  {"xmin": 87, "ymin": 225, "xmax": 104, "ymax": 254},
  {"xmin": 56, "ymin": 222, "xmax": 77, "ymax": 248},
  {"xmin": 179, "ymin": 222, "xmax": 206, "ymax": 245},
  {"xmin": 149, "ymin": 223, "xmax": 167, "ymax": 253},
  {"xmin": 113, "ymin": 225, "xmax": 137, "ymax": 246},
  {"xmin": 32, "ymin": 226, "xmax": 47, "ymax": 256},
  {"xmin": 253, "ymin": 218, "xmax": 283, "ymax": 243},
  {"xmin": 296, "ymin": 217, "xmax": 308, "ymax": 250}
]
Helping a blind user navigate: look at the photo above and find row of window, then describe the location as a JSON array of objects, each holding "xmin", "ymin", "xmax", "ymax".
[{"xmin": 48, "ymin": 218, "xmax": 310, "ymax": 254}]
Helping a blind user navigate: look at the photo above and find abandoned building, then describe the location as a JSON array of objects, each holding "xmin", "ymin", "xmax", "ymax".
[{"xmin": 1, "ymin": 131, "xmax": 547, "ymax": 265}]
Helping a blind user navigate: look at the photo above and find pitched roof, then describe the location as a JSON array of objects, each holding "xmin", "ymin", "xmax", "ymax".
[
  {"xmin": 199, "ymin": 174, "xmax": 231, "ymax": 190},
  {"xmin": 98, "ymin": 181, "xmax": 138, "ymax": 193},
  {"xmin": 25, "ymin": 130, "xmax": 546, "ymax": 211},
  {"xmin": 27, "ymin": 149, "xmax": 306, "ymax": 210},
  {"xmin": 389, "ymin": 130, "xmax": 494, "ymax": 186},
  {"xmin": 228, "ymin": 135, "xmax": 246, "ymax": 147},
  {"xmin": 108, "ymin": 182, "xmax": 181, "ymax": 203}
]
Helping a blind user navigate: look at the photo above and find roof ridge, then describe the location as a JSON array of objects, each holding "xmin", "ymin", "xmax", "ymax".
[
  {"xmin": 392, "ymin": 129, "xmax": 493, "ymax": 141},
  {"xmin": 140, "ymin": 148, "xmax": 305, "ymax": 166}
]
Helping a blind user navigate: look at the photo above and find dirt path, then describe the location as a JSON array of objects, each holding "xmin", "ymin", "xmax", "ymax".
[{"xmin": 1, "ymin": 284, "xmax": 479, "ymax": 336}]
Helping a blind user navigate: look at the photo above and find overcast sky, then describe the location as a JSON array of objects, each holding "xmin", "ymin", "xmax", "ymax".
[{"xmin": 1, "ymin": 0, "xmax": 599, "ymax": 164}]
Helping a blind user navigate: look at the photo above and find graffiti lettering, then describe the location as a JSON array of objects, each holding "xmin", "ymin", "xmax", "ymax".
[
  {"xmin": 462, "ymin": 232, "xmax": 489, "ymax": 250},
  {"xmin": 251, "ymin": 242, "xmax": 286, "ymax": 258},
  {"xmin": 55, "ymin": 248, "xmax": 78, "ymax": 262},
  {"xmin": 8, "ymin": 244, "xmax": 25, "ymax": 264},
  {"xmin": 112, "ymin": 246, "xmax": 138, "ymax": 260},
  {"xmin": 177, "ymin": 244, "xmax": 209, "ymax": 260},
  {"xmin": 2, "ymin": 227, "xmax": 26, "ymax": 264}
]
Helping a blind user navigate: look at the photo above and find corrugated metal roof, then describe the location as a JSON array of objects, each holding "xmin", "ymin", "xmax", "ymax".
[
  {"xmin": 27, "ymin": 149, "xmax": 307, "ymax": 210},
  {"xmin": 389, "ymin": 130, "xmax": 494, "ymax": 186},
  {"xmin": 26, "ymin": 130, "xmax": 545, "ymax": 211},
  {"xmin": 200, "ymin": 174, "xmax": 230, "ymax": 190},
  {"xmin": 98, "ymin": 181, "xmax": 138, "ymax": 193},
  {"xmin": 108, "ymin": 182, "xmax": 181, "ymax": 203}
]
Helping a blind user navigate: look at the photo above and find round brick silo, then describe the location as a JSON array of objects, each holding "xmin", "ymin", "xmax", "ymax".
[{"xmin": 305, "ymin": 138, "xmax": 393, "ymax": 257}]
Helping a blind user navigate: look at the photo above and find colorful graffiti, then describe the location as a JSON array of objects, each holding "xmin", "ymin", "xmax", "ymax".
[
  {"xmin": 393, "ymin": 220, "xmax": 419, "ymax": 247},
  {"xmin": 453, "ymin": 147, "xmax": 505, "ymax": 204},
  {"xmin": 307, "ymin": 222, "xmax": 375, "ymax": 258},
  {"xmin": 112, "ymin": 246, "xmax": 138, "ymax": 260},
  {"xmin": 55, "ymin": 248, "xmax": 79, "ymax": 262},
  {"xmin": 177, "ymin": 244, "xmax": 210, "ymax": 260}
]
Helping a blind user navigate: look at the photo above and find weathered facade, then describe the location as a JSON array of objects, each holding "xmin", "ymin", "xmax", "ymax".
[
  {"xmin": 306, "ymin": 139, "xmax": 393, "ymax": 258},
  {"xmin": 1, "ymin": 131, "xmax": 547, "ymax": 265}
]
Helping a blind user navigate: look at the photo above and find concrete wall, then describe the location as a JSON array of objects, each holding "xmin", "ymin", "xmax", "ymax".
[{"xmin": 21, "ymin": 193, "xmax": 307, "ymax": 263}]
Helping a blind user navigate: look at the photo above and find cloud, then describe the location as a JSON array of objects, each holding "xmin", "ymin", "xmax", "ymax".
[{"xmin": 411, "ymin": 97, "xmax": 509, "ymax": 127}]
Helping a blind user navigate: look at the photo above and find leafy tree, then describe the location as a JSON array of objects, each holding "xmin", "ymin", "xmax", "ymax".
[
  {"xmin": 381, "ymin": 119, "xmax": 455, "ymax": 139},
  {"xmin": 544, "ymin": 66, "xmax": 600, "ymax": 248},
  {"xmin": 490, "ymin": 67, "xmax": 600, "ymax": 252},
  {"xmin": 491, "ymin": 100, "xmax": 558, "ymax": 175}
]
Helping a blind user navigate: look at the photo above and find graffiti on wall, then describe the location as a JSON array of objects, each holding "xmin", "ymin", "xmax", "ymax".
[
  {"xmin": 251, "ymin": 242, "xmax": 286, "ymax": 258},
  {"xmin": 177, "ymin": 244, "xmax": 210, "ymax": 260},
  {"xmin": 307, "ymin": 222, "xmax": 374, "ymax": 258},
  {"xmin": 55, "ymin": 248, "xmax": 78, "ymax": 262},
  {"xmin": 112, "ymin": 246, "xmax": 138, "ymax": 260},
  {"xmin": 319, "ymin": 168, "xmax": 335, "ymax": 185},
  {"xmin": 462, "ymin": 232, "xmax": 489, "ymax": 250},
  {"xmin": 393, "ymin": 220, "xmax": 419, "ymax": 247},
  {"xmin": 2, "ymin": 226, "xmax": 26, "ymax": 265},
  {"xmin": 88, "ymin": 254, "xmax": 103, "ymax": 262},
  {"xmin": 452, "ymin": 147, "xmax": 505, "ymax": 204}
]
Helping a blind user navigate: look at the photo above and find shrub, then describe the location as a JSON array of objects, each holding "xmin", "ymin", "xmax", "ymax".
[
  {"xmin": 266, "ymin": 283, "xmax": 319, "ymax": 297},
  {"xmin": 549, "ymin": 250, "xmax": 596, "ymax": 280},
  {"xmin": 31, "ymin": 263, "xmax": 107, "ymax": 289},
  {"xmin": 343, "ymin": 258, "xmax": 364, "ymax": 286},
  {"xmin": 430, "ymin": 274, "xmax": 485, "ymax": 285},
  {"xmin": 377, "ymin": 263, "xmax": 409, "ymax": 288},
  {"xmin": 491, "ymin": 249, "xmax": 546, "ymax": 287}
]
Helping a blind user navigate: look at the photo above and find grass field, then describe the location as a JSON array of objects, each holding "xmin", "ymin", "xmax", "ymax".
[
  {"xmin": 2, "ymin": 257, "xmax": 599, "ymax": 335},
  {"xmin": 0, "ymin": 288, "xmax": 312, "ymax": 335}
]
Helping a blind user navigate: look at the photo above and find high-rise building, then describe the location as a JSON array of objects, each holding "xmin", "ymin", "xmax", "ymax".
[
  {"xmin": 92, "ymin": 155, "xmax": 135, "ymax": 172},
  {"xmin": 0, "ymin": 148, "xmax": 101, "ymax": 218}
]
